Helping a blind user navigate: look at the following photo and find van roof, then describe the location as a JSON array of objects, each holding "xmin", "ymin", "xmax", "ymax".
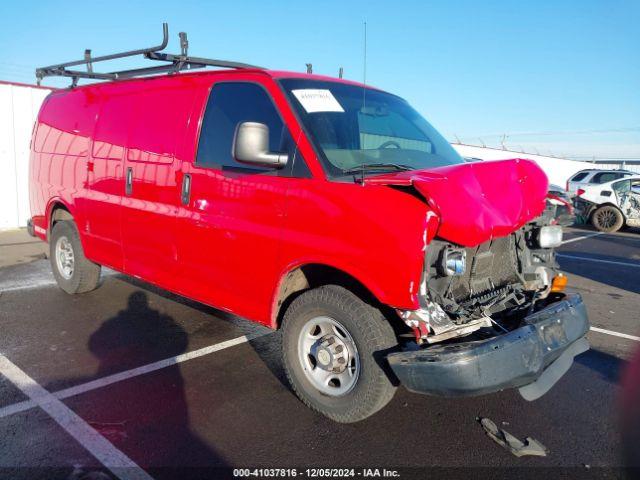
[{"xmin": 50, "ymin": 69, "xmax": 376, "ymax": 94}]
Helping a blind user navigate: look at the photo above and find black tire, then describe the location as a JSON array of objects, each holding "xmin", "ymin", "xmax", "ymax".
[
  {"xmin": 49, "ymin": 220, "xmax": 101, "ymax": 294},
  {"xmin": 591, "ymin": 205, "xmax": 624, "ymax": 232},
  {"xmin": 282, "ymin": 285, "xmax": 398, "ymax": 423}
]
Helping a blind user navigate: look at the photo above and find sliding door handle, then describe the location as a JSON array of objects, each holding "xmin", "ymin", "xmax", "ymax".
[
  {"xmin": 181, "ymin": 174, "xmax": 191, "ymax": 206},
  {"xmin": 125, "ymin": 167, "xmax": 133, "ymax": 196}
]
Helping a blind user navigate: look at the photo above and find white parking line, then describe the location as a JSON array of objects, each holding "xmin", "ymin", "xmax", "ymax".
[
  {"xmin": 557, "ymin": 253, "xmax": 640, "ymax": 268},
  {"xmin": 0, "ymin": 279, "xmax": 57, "ymax": 293},
  {"xmin": 55, "ymin": 331, "xmax": 270, "ymax": 398},
  {"xmin": 0, "ymin": 398, "xmax": 33, "ymax": 418},
  {"xmin": 590, "ymin": 327, "xmax": 640, "ymax": 342},
  {"xmin": 0, "ymin": 355, "xmax": 154, "ymax": 480},
  {"xmin": 0, "ymin": 331, "xmax": 271, "ymax": 419},
  {"xmin": 561, "ymin": 232, "xmax": 604, "ymax": 245}
]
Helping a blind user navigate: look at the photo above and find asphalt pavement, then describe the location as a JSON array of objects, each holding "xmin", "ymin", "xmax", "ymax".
[{"xmin": 0, "ymin": 227, "xmax": 639, "ymax": 480}]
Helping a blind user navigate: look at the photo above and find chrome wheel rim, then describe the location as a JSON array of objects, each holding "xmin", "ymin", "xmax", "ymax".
[
  {"xmin": 55, "ymin": 236, "xmax": 74, "ymax": 279},
  {"xmin": 297, "ymin": 316, "xmax": 360, "ymax": 397},
  {"xmin": 597, "ymin": 209, "xmax": 616, "ymax": 229}
]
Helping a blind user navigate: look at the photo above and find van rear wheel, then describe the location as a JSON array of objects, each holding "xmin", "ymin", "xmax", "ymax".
[
  {"xmin": 50, "ymin": 220, "xmax": 101, "ymax": 294},
  {"xmin": 282, "ymin": 285, "xmax": 397, "ymax": 423},
  {"xmin": 592, "ymin": 205, "xmax": 624, "ymax": 232}
]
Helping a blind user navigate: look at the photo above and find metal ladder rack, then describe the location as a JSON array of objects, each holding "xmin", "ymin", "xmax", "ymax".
[{"xmin": 36, "ymin": 23, "xmax": 263, "ymax": 87}]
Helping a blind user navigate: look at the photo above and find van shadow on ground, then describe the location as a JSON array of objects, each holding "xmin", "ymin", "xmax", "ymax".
[
  {"xmin": 45, "ymin": 291, "xmax": 234, "ymax": 480},
  {"xmin": 115, "ymin": 275, "xmax": 289, "ymax": 390}
]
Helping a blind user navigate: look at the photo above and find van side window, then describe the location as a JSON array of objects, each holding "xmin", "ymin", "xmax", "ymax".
[{"xmin": 196, "ymin": 83, "xmax": 291, "ymax": 172}]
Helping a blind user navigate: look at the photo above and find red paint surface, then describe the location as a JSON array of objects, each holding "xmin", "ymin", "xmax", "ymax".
[
  {"xmin": 363, "ymin": 159, "xmax": 549, "ymax": 246},
  {"xmin": 29, "ymin": 69, "xmax": 549, "ymax": 327}
]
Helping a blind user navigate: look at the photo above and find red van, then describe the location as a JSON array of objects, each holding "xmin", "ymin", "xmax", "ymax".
[{"xmin": 29, "ymin": 32, "xmax": 589, "ymax": 422}]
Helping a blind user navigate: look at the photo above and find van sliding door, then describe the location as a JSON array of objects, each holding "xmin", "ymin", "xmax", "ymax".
[
  {"xmin": 84, "ymin": 90, "xmax": 128, "ymax": 271},
  {"xmin": 120, "ymin": 82, "xmax": 195, "ymax": 289}
]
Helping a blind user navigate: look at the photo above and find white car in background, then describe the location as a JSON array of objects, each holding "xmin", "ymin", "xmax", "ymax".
[
  {"xmin": 574, "ymin": 176, "xmax": 640, "ymax": 232},
  {"xmin": 566, "ymin": 169, "xmax": 635, "ymax": 195}
]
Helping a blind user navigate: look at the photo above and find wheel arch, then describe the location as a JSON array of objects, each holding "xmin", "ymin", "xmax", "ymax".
[
  {"xmin": 46, "ymin": 199, "xmax": 74, "ymax": 239},
  {"xmin": 590, "ymin": 202, "xmax": 626, "ymax": 221},
  {"xmin": 271, "ymin": 262, "xmax": 394, "ymax": 330}
]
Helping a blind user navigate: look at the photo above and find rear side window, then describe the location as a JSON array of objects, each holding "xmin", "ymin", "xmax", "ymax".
[
  {"xmin": 592, "ymin": 172, "xmax": 622, "ymax": 184},
  {"xmin": 570, "ymin": 172, "xmax": 589, "ymax": 182},
  {"xmin": 196, "ymin": 82, "xmax": 289, "ymax": 170}
]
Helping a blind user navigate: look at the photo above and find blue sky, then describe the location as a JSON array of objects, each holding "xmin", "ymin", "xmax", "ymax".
[{"xmin": 1, "ymin": 0, "xmax": 638, "ymax": 159}]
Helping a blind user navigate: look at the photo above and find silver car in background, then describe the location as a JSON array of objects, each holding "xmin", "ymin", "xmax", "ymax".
[{"xmin": 566, "ymin": 169, "xmax": 635, "ymax": 195}]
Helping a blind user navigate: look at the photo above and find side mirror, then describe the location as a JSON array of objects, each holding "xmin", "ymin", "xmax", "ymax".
[{"xmin": 232, "ymin": 122, "xmax": 288, "ymax": 168}]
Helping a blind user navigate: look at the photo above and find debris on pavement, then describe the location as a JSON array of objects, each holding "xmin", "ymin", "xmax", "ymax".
[{"xmin": 479, "ymin": 417, "xmax": 549, "ymax": 457}]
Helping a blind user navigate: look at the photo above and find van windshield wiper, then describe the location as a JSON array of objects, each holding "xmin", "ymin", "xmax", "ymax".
[{"xmin": 342, "ymin": 163, "xmax": 413, "ymax": 176}]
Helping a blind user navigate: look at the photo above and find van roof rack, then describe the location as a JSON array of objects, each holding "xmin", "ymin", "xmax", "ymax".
[{"xmin": 36, "ymin": 23, "xmax": 263, "ymax": 87}]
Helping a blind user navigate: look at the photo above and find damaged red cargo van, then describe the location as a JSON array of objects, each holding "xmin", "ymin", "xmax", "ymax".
[{"xmin": 30, "ymin": 68, "xmax": 590, "ymax": 422}]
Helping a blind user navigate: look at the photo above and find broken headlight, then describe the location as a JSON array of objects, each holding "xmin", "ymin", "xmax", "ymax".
[
  {"xmin": 536, "ymin": 225, "xmax": 563, "ymax": 248},
  {"xmin": 439, "ymin": 247, "xmax": 466, "ymax": 276}
]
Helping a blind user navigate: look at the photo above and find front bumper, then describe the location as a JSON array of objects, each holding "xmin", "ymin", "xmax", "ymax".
[{"xmin": 387, "ymin": 293, "xmax": 589, "ymax": 400}]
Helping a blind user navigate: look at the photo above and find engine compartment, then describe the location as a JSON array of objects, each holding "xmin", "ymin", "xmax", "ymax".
[{"xmin": 421, "ymin": 209, "xmax": 560, "ymax": 330}]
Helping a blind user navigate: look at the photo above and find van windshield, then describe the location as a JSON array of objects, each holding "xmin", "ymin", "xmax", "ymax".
[{"xmin": 279, "ymin": 79, "xmax": 463, "ymax": 178}]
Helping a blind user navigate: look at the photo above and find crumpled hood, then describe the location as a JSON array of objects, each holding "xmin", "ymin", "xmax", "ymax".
[{"xmin": 363, "ymin": 158, "xmax": 549, "ymax": 247}]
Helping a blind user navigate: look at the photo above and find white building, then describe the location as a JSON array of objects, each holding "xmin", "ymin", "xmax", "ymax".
[
  {"xmin": 451, "ymin": 143, "xmax": 596, "ymax": 188},
  {"xmin": 0, "ymin": 81, "xmax": 52, "ymax": 230}
]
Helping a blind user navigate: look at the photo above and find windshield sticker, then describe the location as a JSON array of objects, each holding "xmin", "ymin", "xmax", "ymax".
[{"xmin": 292, "ymin": 89, "xmax": 345, "ymax": 113}]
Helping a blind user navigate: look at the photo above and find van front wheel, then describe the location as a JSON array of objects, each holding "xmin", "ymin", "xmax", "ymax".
[
  {"xmin": 282, "ymin": 285, "xmax": 397, "ymax": 423},
  {"xmin": 50, "ymin": 220, "xmax": 101, "ymax": 294}
]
